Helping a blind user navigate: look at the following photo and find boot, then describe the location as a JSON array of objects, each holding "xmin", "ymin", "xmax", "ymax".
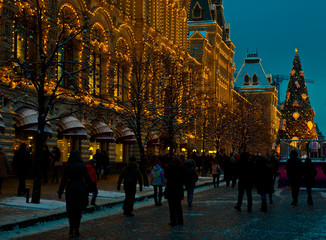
[
  {"xmin": 74, "ymin": 215, "xmax": 81, "ymax": 237},
  {"xmin": 68, "ymin": 217, "xmax": 74, "ymax": 237}
]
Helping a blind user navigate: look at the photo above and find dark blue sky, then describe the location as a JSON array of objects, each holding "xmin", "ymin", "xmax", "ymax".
[{"xmin": 224, "ymin": 0, "xmax": 326, "ymax": 135}]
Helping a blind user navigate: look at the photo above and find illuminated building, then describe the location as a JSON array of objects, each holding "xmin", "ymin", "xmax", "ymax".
[
  {"xmin": 234, "ymin": 52, "xmax": 280, "ymax": 153},
  {"xmin": 0, "ymin": 0, "xmax": 237, "ymax": 165}
]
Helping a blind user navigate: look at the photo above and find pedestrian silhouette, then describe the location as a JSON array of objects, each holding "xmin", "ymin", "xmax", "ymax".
[
  {"xmin": 117, "ymin": 156, "xmax": 143, "ymax": 217},
  {"xmin": 234, "ymin": 152, "xmax": 254, "ymax": 212},
  {"xmin": 13, "ymin": 143, "xmax": 32, "ymax": 196},
  {"xmin": 57, "ymin": 150, "xmax": 95, "ymax": 238},
  {"xmin": 51, "ymin": 146, "xmax": 61, "ymax": 184},
  {"xmin": 0, "ymin": 145, "xmax": 10, "ymax": 194},
  {"xmin": 164, "ymin": 157, "xmax": 185, "ymax": 226},
  {"xmin": 184, "ymin": 158, "xmax": 198, "ymax": 207},
  {"xmin": 255, "ymin": 155, "xmax": 274, "ymax": 212},
  {"xmin": 86, "ymin": 159, "xmax": 98, "ymax": 206},
  {"xmin": 286, "ymin": 150, "xmax": 302, "ymax": 206},
  {"xmin": 150, "ymin": 159, "xmax": 165, "ymax": 206},
  {"xmin": 303, "ymin": 157, "xmax": 317, "ymax": 205}
]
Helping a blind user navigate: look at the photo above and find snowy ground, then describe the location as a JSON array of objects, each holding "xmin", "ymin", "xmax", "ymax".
[{"xmin": 0, "ymin": 184, "xmax": 213, "ymax": 240}]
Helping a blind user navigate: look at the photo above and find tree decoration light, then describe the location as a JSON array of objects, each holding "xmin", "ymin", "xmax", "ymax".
[
  {"xmin": 293, "ymin": 111, "xmax": 300, "ymax": 120},
  {"xmin": 307, "ymin": 121, "xmax": 313, "ymax": 130}
]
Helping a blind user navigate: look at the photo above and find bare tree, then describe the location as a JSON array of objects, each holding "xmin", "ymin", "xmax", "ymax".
[
  {"xmin": 1, "ymin": 1, "xmax": 92, "ymax": 203},
  {"xmin": 205, "ymin": 100, "xmax": 233, "ymax": 157},
  {"xmin": 156, "ymin": 53, "xmax": 203, "ymax": 159},
  {"xmin": 108, "ymin": 38, "xmax": 165, "ymax": 185},
  {"xmin": 229, "ymin": 97, "xmax": 266, "ymax": 154}
]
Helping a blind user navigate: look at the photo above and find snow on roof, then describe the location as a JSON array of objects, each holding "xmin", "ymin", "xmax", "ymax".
[
  {"xmin": 234, "ymin": 56, "xmax": 272, "ymax": 88},
  {"xmin": 188, "ymin": 20, "xmax": 215, "ymax": 25}
]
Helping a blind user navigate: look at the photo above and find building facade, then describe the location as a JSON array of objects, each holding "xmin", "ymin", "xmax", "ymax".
[
  {"xmin": 0, "ymin": 0, "xmax": 242, "ymax": 171},
  {"xmin": 234, "ymin": 53, "xmax": 280, "ymax": 153},
  {"xmin": 187, "ymin": 0, "xmax": 235, "ymax": 153}
]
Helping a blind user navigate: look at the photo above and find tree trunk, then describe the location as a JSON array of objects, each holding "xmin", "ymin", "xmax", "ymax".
[{"xmin": 31, "ymin": 123, "xmax": 45, "ymax": 203}]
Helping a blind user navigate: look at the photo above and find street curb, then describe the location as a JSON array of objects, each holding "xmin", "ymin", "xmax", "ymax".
[{"xmin": 0, "ymin": 181, "xmax": 214, "ymax": 232}]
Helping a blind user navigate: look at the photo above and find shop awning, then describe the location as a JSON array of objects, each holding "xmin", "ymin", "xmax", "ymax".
[
  {"xmin": 0, "ymin": 113, "xmax": 4, "ymax": 133},
  {"xmin": 58, "ymin": 116, "xmax": 87, "ymax": 139},
  {"xmin": 90, "ymin": 121, "xmax": 115, "ymax": 142},
  {"xmin": 116, "ymin": 127, "xmax": 137, "ymax": 144},
  {"xmin": 147, "ymin": 132, "xmax": 160, "ymax": 146},
  {"xmin": 15, "ymin": 107, "xmax": 52, "ymax": 137}
]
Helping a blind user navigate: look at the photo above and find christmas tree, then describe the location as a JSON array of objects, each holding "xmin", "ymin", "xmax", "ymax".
[{"xmin": 278, "ymin": 49, "xmax": 318, "ymax": 143}]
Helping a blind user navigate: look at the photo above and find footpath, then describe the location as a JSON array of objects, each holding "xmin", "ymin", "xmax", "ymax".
[{"xmin": 0, "ymin": 174, "xmax": 214, "ymax": 232}]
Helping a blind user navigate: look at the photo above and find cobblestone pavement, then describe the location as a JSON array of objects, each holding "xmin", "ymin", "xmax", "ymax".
[{"xmin": 13, "ymin": 185, "xmax": 326, "ymax": 240}]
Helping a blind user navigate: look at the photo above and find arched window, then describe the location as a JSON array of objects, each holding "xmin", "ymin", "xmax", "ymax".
[
  {"xmin": 57, "ymin": 5, "xmax": 81, "ymax": 89},
  {"xmin": 114, "ymin": 38, "xmax": 130, "ymax": 102},
  {"xmin": 193, "ymin": 3, "xmax": 202, "ymax": 20},
  {"xmin": 244, "ymin": 74, "xmax": 250, "ymax": 85},
  {"xmin": 13, "ymin": 8, "xmax": 37, "ymax": 63},
  {"xmin": 252, "ymin": 73, "xmax": 258, "ymax": 85},
  {"xmin": 89, "ymin": 23, "xmax": 109, "ymax": 97}
]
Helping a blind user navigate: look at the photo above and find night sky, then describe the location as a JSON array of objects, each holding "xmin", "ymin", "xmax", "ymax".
[{"xmin": 224, "ymin": 0, "xmax": 326, "ymax": 135}]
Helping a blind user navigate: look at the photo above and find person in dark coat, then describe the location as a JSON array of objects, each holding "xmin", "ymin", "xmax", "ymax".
[
  {"xmin": 93, "ymin": 149, "xmax": 102, "ymax": 180},
  {"xmin": 286, "ymin": 150, "xmax": 302, "ymax": 206},
  {"xmin": 184, "ymin": 159, "xmax": 198, "ymax": 207},
  {"xmin": 164, "ymin": 157, "xmax": 185, "ymax": 226},
  {"xmin": 51, "ymin": 146, "xmax": 61, "ymax": 184},
  {"xmin": 117, "ymin": 156, "xmax": 143, "ymax": 217},
  {"xmin": 101, "ymin": 150, "xmax": 110, "ymax": 179},
  {"xmin": 42, "ymin": 145, "xmax": 51, "ymax": 183},
  {"xmin": 13, "ymin": 143, "xmax": 32, "ymax": 196},
  {"xmin": 58, "ymin": 150, "xmax": 95, "ymax": 238},
  {"xmin": 234, "ymin": 152, "xmax": 254, "ymax": 212},
  {"xmin": 0, "ymin": 146, "xmax": 10, "ymax": 194},
  {"xmin": 222, "ymin": 154, "xmax": 232, "ymax": 187},
  {"xmin": 255, "ymin": 156, "xmax": 274, "ymax": 212},
  {"xmin": 303, "ymin": 157, "xmax": 317, "ymax": 205}
]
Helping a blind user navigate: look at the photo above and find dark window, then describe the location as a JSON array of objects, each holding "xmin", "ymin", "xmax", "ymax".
[
  {"xmin": 244, "ymin": 74, "xmax": 250, "ymax": 85},
  {"xmin": 193, "ymin": 4, "xmax": 202, "ymax": 19},
  {"xmin": 252, "ymin": 74, "xmax": 258, "ymax": 85}
]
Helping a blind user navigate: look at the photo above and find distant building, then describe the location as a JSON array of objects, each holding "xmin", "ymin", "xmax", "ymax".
[{"xmin": 234, "ymin": 53, "xmax": 280, "ymax": 152}]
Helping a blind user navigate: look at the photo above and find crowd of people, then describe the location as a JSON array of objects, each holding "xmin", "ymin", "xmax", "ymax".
[{"xmin": 0, "ymin": 143, "xmax": 323, "ymax": 238}]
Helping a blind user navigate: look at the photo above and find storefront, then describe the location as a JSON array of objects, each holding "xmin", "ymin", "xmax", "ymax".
[
  {"xmin": 115, "ymin": 127, "xmax": 137, "ymax": 163},
  {"xmin": 89, "ymin": 121, "xmax": 115, "ymax": 159},
  {"xmin": 14, "ymin": 107, "xmax": 53, "ymax": 153},
  {"xmin": 146, "ymin": 132, "xmax": 160, "ymax": 158},
  {"xmin": 57, "ymin": 115, "xmax": 87, "ymax": 162}
]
